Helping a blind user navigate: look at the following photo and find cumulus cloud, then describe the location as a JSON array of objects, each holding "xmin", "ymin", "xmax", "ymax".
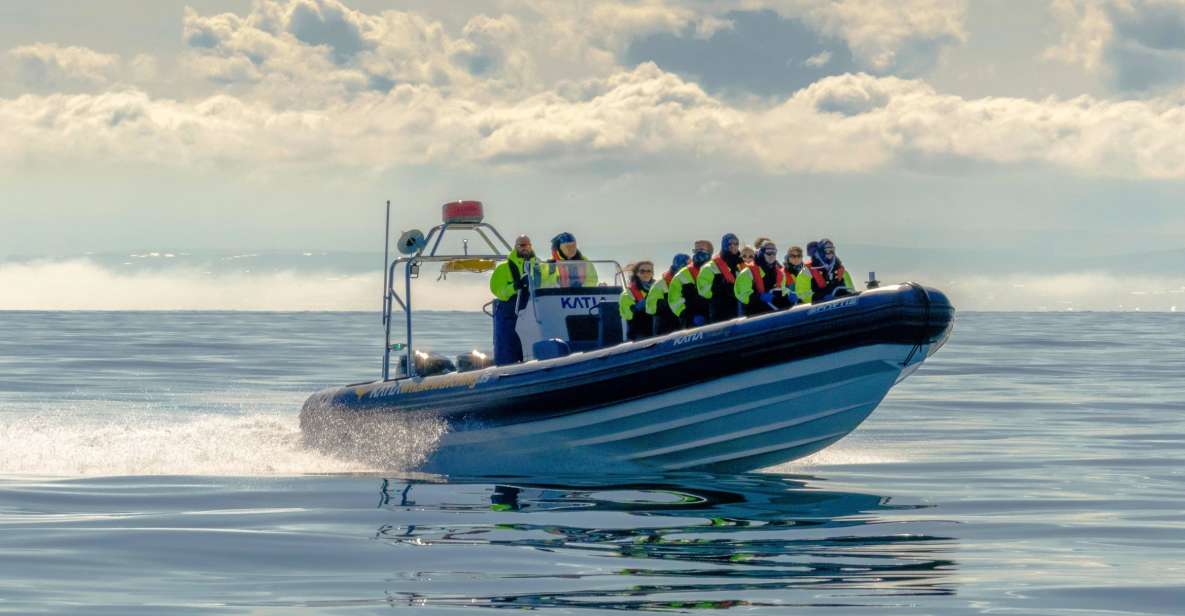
[
  {"xmin": 731, "ymin": 0, "xmax": 968, "ymax": 73},
  {"xmin": 4, "ymin": 43, "xmax": 121, "ymax": 91},
  {"xmin": 6, "ymin": 67, "xmax": 1185, "ymax": 178},
  {"xmin": 1045, "ymin": 0, "xmax": 1185, "ymax": 91}
]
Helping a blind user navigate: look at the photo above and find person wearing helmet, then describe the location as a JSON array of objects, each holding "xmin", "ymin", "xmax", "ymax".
[
  {"xmin": 666, "ymin": 241, "xmax": 714, "ymax": 328},
  {"xmin": 795, "ymin": 238, "xmax": 856, "ymax": 304},
  {"xmin": 646, "ymin": 253, "xmax": 690, "ymax": 336},
  {"xmin": 619, "ymin": 261, "xmax": 656, "ymax": 341},
  {"xmin": 488, "ymin": 234, "xmax": 538, "ymax": 365},
  {"xmin": 696, "ymin": 232, "xmax": 743, "ymax": 323},
  {"xmin": 542, "ymin": 231, "xmax": 598, "ymax": 288},
  {"xmin": 735, "ymin": 241, "xmax": 797, "ymax": 316}
]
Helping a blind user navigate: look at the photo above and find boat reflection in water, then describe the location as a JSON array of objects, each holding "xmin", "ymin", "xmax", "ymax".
[{"xmin": 373, "ymin": 473, "xmax": 957, "ymax": 612}]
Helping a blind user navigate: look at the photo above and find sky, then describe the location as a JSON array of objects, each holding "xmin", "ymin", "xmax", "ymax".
[{"xmin": 1, "ymin": 0, "xmax": 1184, "ymax": 310}]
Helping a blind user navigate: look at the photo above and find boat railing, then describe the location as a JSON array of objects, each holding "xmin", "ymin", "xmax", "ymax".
[{"xmin": 382, "ymin": 214, "xmax": 514, "ymax": 380}]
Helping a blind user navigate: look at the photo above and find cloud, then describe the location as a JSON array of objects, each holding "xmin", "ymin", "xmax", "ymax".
[
  {"xmin": 4, "ymin": 43, "xmax": 120, "ymax": 91},
  {"xmin": 7, "ymin": 67, "xmax": 1185, "ymax": 178},
  {"xmin": 1045, "ymin": 0, "xmax": 1185, "ymax": 91},
  {"xmin": 732, "ymin": 0, "xmax": 968, "ymax": 73}
]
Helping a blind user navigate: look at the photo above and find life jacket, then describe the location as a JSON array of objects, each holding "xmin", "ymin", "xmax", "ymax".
[
  {"xmin": 712, "ymin": 255, "xmax": 737, "ymax": 284},
  {"xmin": 748, "ymin": 263, "xmax": 785, "ymax": 296},
  {"xmin": 808, "ymin": 262, "xmax": 846, "ymax": 293},
  {"xmin": 628, "ymin": 281, "xmax": 647, "ymax": 302},
  {"xmin": 550, "ymin": 250, "xmax": 588, "ymax": 288},
  {"xmin": 663, "ymin": 271, "xmax": 675, "ymax": 286}
]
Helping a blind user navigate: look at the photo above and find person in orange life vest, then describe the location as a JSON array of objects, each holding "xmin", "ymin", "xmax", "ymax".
[
  {"xmin": 795, "ymin": 238, "xmax": 856, "ymax": 304},
  {"xmin": 784, "ymin": 245, "xmax": 805, "ymax": 278},
  {"xmin": 666, "ymin": 240, "xmax": 713, "ymax": 329},
  {"xmin": 618, "ymin": 261, "xmax": 656, "ymax": 341},
  {"xmin": 646, "ymin": 253, "xmax": 689, "ymax": 336},
  {"xmin": 735, "ymin": 241, "xmax": 797, "ymax": 316},
  {"xmin": 697, "ymin": 232, "xmax": 743, "ymax": 323},
  {"xmin": 543, "ymin": 231, "xmax": 598, "ymax": 288}
]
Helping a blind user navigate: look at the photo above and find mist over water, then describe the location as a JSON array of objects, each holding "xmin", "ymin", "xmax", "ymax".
[
  {"xmin": 1, "ymin": 310, "xmax": 1183, "ymax": 614},
  {"xmin": 2, "ymin": 256, "xmax": 1183, "ymax": 311}
]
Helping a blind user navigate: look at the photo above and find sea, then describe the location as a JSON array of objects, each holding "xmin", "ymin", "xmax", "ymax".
[{"xmin": 1, "ymin": 311, "xmax": 1182, "ymax": 615}]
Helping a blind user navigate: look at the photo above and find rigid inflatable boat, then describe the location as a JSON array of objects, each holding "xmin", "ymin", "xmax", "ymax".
[{"xmin": 300, "ymin": 202, "xmax": 955, "ymax": 474}]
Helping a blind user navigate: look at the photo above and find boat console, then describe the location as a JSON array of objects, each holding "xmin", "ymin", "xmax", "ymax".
[{"xmin": 516, "ymin": 260, "xmax": 626, "ymax": 360}]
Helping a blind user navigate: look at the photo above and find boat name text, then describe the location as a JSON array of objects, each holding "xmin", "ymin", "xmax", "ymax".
[{"xmin": 808, "ymin": 297, "xmax": 858, "ymax": 315}]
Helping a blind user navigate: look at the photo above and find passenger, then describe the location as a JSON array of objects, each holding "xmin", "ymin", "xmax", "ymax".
[
  {"xmin": 619, "ymin": 261, "xmax": 656, "ymax": 341},
  {"xmin": 488, "ymin": 234, "xmax": 537, "ymax": 365},
  {"xmin": 667, "ymin": 241, "xmax": 713, "ymax": 329},
  {"xmin": 543, "ymin": 231, "xmax": 598, "ymax": 288},
  {"xmin": 646, "ymin": 253, "xmax": 689, "ymax": 336},
  {"xmin": 735, "ymin": 241, "xmax": 796, "ymax": 316},
  {"xmin": 697, "ymin": 232, "xmax": 743, "ymax": 323},
  {"xmin": 784, "ymin": 245, "xmax": 805, "ymax": 278},
  {"xmin": 796, "ymin": 238, "xmax": 856, "ymax": 304}
]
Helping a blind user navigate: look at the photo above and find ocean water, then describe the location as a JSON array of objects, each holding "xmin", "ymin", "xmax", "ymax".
[{"xmin": 1, "ymin": 311, "xmax": 1183, "ymax": 614}]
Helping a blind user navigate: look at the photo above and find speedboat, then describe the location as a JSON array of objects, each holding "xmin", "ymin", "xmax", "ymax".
[{"xmin": 300, "ymin": 201, "xmax": 954, "ymax": 474}]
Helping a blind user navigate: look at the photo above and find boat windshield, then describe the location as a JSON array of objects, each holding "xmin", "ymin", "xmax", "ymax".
[{"xmin": 527, "ymin": 260, "xmax": 624, "ymax": 290}]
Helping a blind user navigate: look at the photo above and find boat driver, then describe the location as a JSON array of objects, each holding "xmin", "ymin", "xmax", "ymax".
[
  {"xmin": 543, "ymin": 232, "xmax": 598, "ymax": 288},
  {"xmin": 489, "ymin": 234, "xmax": 537, "ymax": 365}
]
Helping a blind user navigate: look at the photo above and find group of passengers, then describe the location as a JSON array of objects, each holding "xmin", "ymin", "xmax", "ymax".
[{"xmin": 488, "ymin": 231, "xmax": 856, "ymax": 364}]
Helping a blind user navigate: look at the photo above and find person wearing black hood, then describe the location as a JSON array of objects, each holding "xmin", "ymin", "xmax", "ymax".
[
  {"xmin": 667, "ymin": 240, "xmax": 713, "ymax": 328},
  {"xmin": 646, "ymin": 253, "xmax": 689, "ymax": 336},
  {"xmin": 735, "ymin": 241, "xmax": 797, "ymax": 316},
  {"xmin": 543, "ymin": 232, "xmax": 598, "ymax": 288},
  {"xmin": 697, "ymin": 232, "xmax": 743, "ymax": 323},
  {"xmin": 795, "ymin": 238, "xmax": 855, "ymax": 304},
  {"xmin": 619, "ymin": 261, "xmax": 656, "ymax": 341}
]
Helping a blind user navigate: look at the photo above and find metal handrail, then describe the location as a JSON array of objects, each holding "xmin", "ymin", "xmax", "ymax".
[{"xmin": 381, "ymin": 219, "xmax": 513, "ymax": 380}]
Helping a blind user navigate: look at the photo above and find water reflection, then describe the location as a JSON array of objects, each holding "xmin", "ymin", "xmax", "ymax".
[{"xmin": 373, "ymin": 473, "xmax": 957, "ymax": 612}]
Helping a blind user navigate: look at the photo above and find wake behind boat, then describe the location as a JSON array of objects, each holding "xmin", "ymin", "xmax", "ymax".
[{"xmin": 300, "ymin": 202, "xmax": 955, "ymax": 473}]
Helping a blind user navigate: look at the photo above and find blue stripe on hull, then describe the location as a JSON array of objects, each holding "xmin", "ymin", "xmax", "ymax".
[{"xmin": 423, "ymin": 344, "xmax": 907, "ymax": 474}]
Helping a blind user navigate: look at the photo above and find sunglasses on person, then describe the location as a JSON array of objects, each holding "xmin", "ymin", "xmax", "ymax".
[{"xmin": 637, "ymin": 268, "xmax": 653, "ymax": 274}]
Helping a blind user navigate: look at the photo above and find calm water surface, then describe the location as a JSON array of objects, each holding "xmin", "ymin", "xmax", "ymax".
[{"xmin": 1, "ymin": 311, "xmax": 1183, "ymax": 614}]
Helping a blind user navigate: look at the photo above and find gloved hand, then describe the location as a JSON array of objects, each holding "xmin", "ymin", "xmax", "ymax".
[
  {"xmin": 633, "ymin": 300, "xmax": 646, "ymax": 313},
  {"xmin": 691, "ymin": 315, "xmax": 706, "ymax": 327},
  {"xmin": 785, "ymin": 291, "xmax": 799, "ymax": 305},
  {"xmin": 759, "ymin": 291, "xmax": 774, "ymax": 305}
]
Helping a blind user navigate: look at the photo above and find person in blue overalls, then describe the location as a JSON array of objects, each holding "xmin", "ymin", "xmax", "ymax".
[{"xmin": 488, "ymin": 235, "xmax": 537, "ymax": 365}]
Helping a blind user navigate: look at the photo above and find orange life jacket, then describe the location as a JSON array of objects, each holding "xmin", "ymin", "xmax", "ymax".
[
  {"xmin": 628, "ymin": 282, "xmax": 646, "ymax": 302},
  {"xmin": 749, "ymin": 264, "xmax": 786, "ymax": 295},
  {"xmin": 712, "ymin": 255, "xmax": 736, "ymax": 284},
  {"xmin": 808, "ymin": 263, "xmax": 846, "ymax": 289}
]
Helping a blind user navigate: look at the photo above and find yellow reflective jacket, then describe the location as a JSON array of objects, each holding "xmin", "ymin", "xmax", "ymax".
[
  {"xmin": 795, "ymin": 264, "xmax": 855, "ymax": 304},
  {"xmin": 645, "ymin": 276, "xmax": 670, "ymax": 316},
  {"xmin": 489, "ymin": 251, "xmax": 536, "ymax": 302},
  {"xmin": 734, "ymin": 264, "xmax": 790, "ymax": 305},
  {"xmin": 666, "ymin": 265, "xmax": 707, "ymax": 317}
]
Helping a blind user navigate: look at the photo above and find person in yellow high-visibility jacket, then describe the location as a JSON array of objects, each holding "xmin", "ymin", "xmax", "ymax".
[
  {"xmin": 667, "ymin": 240, "xmax": 713, "ymax": 329},
  {"xmin": 795, "ymin": 238, "xmax": 855, "ymax": 304},
  {"xmin": 645, "ymin": 253, "xmax": 689, "ymax": 336},
  {"xmin": 540, "ymin": 231, "xmax": 598, "ymax": 289},
  {"xmin": 488, "ymin": 235, "xmax": 537, "ymax": 365},
  {"xmin": 618, "ymin": 261, "xmax": 656, "ymax": 341},
  {"xmin": 735, "ymin": 241, "xmax": 798, "ymax": 316},
  {"xmin": 695, "ymin": 232, "xmax": 743, "ymax": 323}
]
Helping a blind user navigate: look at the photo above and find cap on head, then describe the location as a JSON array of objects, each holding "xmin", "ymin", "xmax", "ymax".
[
  {"xmin": 671, "ymin": 253, "xmax": 691, "ymax": 270},
  {"xmin": 721, "ymin": 233, "xmax": 739, "ymax": 253}
]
